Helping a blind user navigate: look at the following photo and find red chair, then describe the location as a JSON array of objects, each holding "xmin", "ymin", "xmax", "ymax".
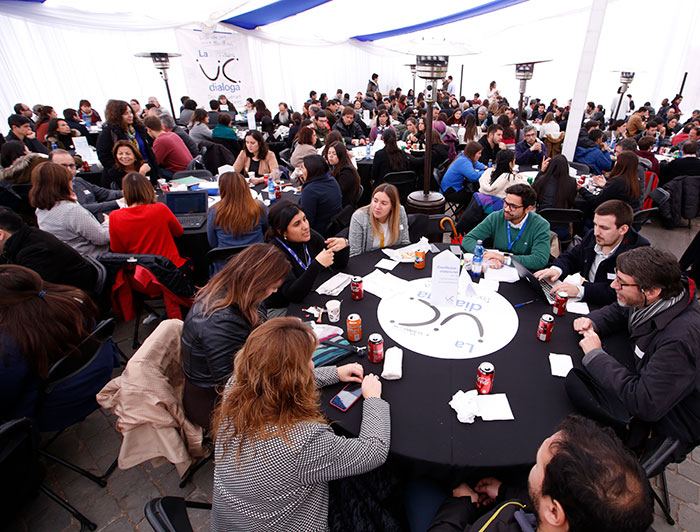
[{"xmin": 643, "ymin": 171, "xmax": 659, "ymax": 210}]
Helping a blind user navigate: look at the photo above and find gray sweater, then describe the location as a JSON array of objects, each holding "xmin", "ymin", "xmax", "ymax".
[
  {"xmin": 348, "ymin": 206, "xmax": 410, "ymax": 257},
  {"xmin": 211, "ymin": 366, "xmax": 390, "ymax": 532},
  {"xmin": 36, "ymin": 200, "xmax": 110, "ymax": 258}
]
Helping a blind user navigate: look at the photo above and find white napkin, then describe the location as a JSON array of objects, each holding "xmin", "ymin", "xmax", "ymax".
[
  {"xmin": 484, "ymin": 265, "xmax": 519, "ymax": 283},
  {"xmin": 566, "ymin": 301, "xmax": 590, "ymax": 315},
  {"xmin": 476, "ymin": 394, "xmax": 515, "ymax": 421},
  {"xmin": 362, "ymin": 270, "xmax": 409, "ymax": 299},
  {"xmin": 549, "ymin": 353, "xmax": 574, "ymax": 377},
  {"xmin": 217, "ymin": 164, "xmax": 236, "ymax": 176},
  {"xmin": 478, "ymin": 279, "xmax": 500, "ymax": 292},
  {"xmin": 382, "ymin": 237, "xmax": 431, "ymax": 263},
  {"xmin": 315, "ymin": 272, "xmax": 353, "ymax": 296},
  {"xmin": 381, "ymin": 347, "xmax": 403, "ymax": 380},
  {"xmin": 449, "ymin": 390, "xmax": 479, "ymax": 423},
  {"xmin": 375, "ymin": 258, "xmax": 399, "ymax": 271},
  {"xmin": 309, "ymin": 323, "xmax": 344, "ymax": 339}
]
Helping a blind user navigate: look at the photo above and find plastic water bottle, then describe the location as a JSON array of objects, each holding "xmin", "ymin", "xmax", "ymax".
[
  {"xmin": 365, "ymin": 143, "xmax": 371, "ymax": 160},
  {"xmin": 653, "ymin": 134, "xmax": 660, "ymax": 152},
  {"xmin": 488, "ymin": 159, "xmax": 493, "ymax": 169},
  {"xmin": 471, "ymin": 240, "xmax": 484, "ymax": 279},
  {"xmin": 51, "ymin": 141, "xmax": 58, "ymax": 151},
  {"xmin": 610, "ymin": 135, "xmax": 616, "ymax": 151},
  {"xmin": 268, "ymin": 176, "xmax": 276, "ymax": 203}
]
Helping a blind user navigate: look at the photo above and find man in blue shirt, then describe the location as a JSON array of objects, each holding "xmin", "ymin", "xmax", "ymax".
[{"xmin": 515, "ymin": 126, "xmax": 547, "ymax": 166}]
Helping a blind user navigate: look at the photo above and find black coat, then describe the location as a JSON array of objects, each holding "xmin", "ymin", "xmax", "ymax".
[
  {"xmin": 552, "ymin": 227, "xmax": 650, "ymax": 305},
  {"xmin": 333, "ymin": 165, "xmax": 360, "ymax": 207},
  {"xmin": 95, "ymin": 122, "xmax": 159, "ymax": 176},
  {"xmin": 371, "ymin": 148, "xmax": 408, "ymax": 187},
  {"xmin": 72, "ymin": 176, "xmax": 122, "ymax": 217},
  {"xmin": 332, "ymin": 120, "xmax": 366, "ymax": 144},
  {"xmin": 0, "ymin": 224, "xmax": 97, "ymax": 293},
  {"xmin": 477, "ymin": 136, "xmax": 501, "ymax": 166},
  {"xmin": 578, "ymin": 176, "xmax": 641, "ymax": 212},
  {"xmin": 6, "ymin": 131, "xmax": 49, "ymax": 155}
]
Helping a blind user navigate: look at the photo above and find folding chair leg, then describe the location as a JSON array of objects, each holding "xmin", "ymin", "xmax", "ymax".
[
  {"xmin": 651, "ymin": 471, "xmax": 675, "ymax": 525},
  {"xmin": 40, "ymin": 484, "xmax": 97, "ymax": 531},
  {"xmin": 132, "ymin": 303, "xmax": 142, "ymax": 350},
  {"xmin": 39, "ymin": 450, "xmax": 117, "ymax": 488},
  {"xmin": 178, "ymin": 453, "xmax": 213, "ymax": 488}
]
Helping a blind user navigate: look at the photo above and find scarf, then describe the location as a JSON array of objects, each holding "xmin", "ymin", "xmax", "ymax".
[
  {"xmin": 125, "ymin": 125, "xmax": 139, "ymax": 150},
  {"xmin": 628, "ymin": 288, "xmax": 685, "ymax": 331}
]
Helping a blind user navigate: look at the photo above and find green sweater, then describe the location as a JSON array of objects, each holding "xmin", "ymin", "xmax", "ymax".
[{"xmin": 461, "ymin": 211, "xmax": 551, "ymax": 270}]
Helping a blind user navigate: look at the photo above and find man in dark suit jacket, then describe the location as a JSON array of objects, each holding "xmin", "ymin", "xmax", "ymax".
[
  {"xmin": 535, "ymin": 200, "xmax": 649, "ymax": 305},
  {"xmin": 6, "ymin": 114, "xmax": 49, "ymax": 154},
  {"xmin": 660, "ymin": 140, "xmax": 700, "ymax": 185},
  {"xmin": 0, "ymin": 207, "xmax": 98, "ymax": 293}
]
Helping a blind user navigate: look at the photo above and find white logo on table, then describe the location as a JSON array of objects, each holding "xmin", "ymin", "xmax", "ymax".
[{"xmin": 376, "ymin": 279, "xmax": 519, "ymax": 360}]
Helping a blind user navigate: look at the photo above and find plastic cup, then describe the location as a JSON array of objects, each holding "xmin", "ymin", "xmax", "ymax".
[{"xmin": 326, "ymin": 300, "xmax": 341, "ymax": 323}]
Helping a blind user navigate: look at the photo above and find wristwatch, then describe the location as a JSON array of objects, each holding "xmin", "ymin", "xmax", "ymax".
[{"xmin": 503, "ymin": 254, "xmax": 512, "ymax": 267}]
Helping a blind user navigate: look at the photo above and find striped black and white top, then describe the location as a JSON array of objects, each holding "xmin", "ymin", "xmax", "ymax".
[{"xmin": 211, "ymin": 366, "xmax": 391, "ymax": 532}]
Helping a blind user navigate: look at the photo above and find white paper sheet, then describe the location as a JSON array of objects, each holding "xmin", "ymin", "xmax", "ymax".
[
  {"xmin": 484, "ymin": 265, "xmax": 520, "ymax": 283},
  {"xmin": 375, "ymin": 258, "xmax": 399, "ymax": 271},
  {"xmin": 478, "ymin": 279, "xmax": 500, "ymax": 292},
  {"xmin": 431, "ymin": 250, "xmax": 461, "ymax": 306},
  {"xmin": 315, "ymin": 272, "xmax": 353, "ymax": 296},
  {"xmin": 567, "ymin": 301, "xmax": 590, "ymax": 315},
  {"xmin": 361, "ymin": 269, "xmax": 390, "ymax": 299},
  {"xmin": 476, "ymin": 393, "xmax": 515, "ymax": 421},
  {"xmin": 549, "ymin": 353, "xmax": 574, "ymax": 377}
]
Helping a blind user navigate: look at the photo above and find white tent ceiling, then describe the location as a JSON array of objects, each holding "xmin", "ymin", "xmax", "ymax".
[{"xmin": 0, "ymin": 0, "xmax": 698, "ymax": 128}]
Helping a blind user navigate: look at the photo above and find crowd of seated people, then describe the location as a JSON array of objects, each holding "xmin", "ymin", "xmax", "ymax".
[{"xmin": 3, "ymin": 81, "xmax": 700, "ymax": 532}]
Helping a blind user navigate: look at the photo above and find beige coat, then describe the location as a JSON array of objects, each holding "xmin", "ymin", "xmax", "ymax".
[
  {"xmin": 233, "ymin": 149, "xmax": 279, "ymax": 175},
  {"xmin": 97, "ymin": 319, "xmax": 208, "ymax": 476}
]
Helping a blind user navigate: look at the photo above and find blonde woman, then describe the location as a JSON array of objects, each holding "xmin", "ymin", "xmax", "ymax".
[{"xmin": 348, "ymin": 183, "xmax": 409, "ymax": 257}]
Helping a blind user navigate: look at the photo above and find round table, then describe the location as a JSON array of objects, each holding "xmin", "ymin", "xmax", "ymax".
[{"xmin": 289, "ymin": 246, "xmax": 622, "ymax": 471}]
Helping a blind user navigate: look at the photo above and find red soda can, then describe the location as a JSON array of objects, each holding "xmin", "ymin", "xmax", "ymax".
[
  {"xmin": 553, "ymin": 292, "xmax": 568, "ymax": 316},
  {"xmin": 367, "ymin": 333, "xmax": 384, "ymax": 363},
  {"xmin": 347, "ymin": 314, "xmax": 362, "ymax": 342},
  {"xmin": 82, "ymin": 161, "xmax": 91, "ymax": 172},
  {"xmin": 414, "ymin": 250, "xmax": 426, "ymax": 269},
  {"xmin": 160, "ymin": 182, "xmax": 171, "ymax": 192},
  {"xmin": 274, "ymin": 181, "xmax": 282, "ymax": 199},
  {"xmin": 476, "ymin": 362, "xmax": 495, "ymax": 394},
  {"xmin": 350, "ymin": 276, "xmax": 363, "ymax": 300},
  {"xmin": 537, "ymin": 314, "xmax": 555, "ymax": 342}
]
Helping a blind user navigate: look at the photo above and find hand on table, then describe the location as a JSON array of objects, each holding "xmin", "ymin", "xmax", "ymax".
[
  {"xmin": 483, "ymin": 251, "xmax": 504, "ymax": 269},
  {"xmin": 578, "ymin": 328, "xmax": 602, "ymax": 354},
  {"xmin": 475, "ymin": 477, "xmax": 501, "ymax": 506},
  {"xmin": 592, "ymin": 175, "xmax": 607, "ymax": 187},
  {"xmin": 534, "ymin": 267, "xmax": 561, "ymax": 282},
  {"xmin": 551, "ymin": 281, "xmax": 580, "ymax": 298},
  {"xmin": 315, "ymin": 248, "xmax": 334, "ymax": 268},
  {"xmin": 325, "ymin": 237, "xmax": 348, "ymax": 252},
  {"xmin": 139, "ymin": 163, "xmax": 151, "ymax": 175},
  {"xmin": 361, "ymin": 373, "xmax": 382, "ymax": 399},
  {"xmin": 573, "ymin": 317, "xmax": 594, "ymax": 333},
  {"xmin": 249, "ymin": 176, "xmax": 265, "ymax": 185},
  {"xmin": 452, "ymin": 483, "xmax": 480, "ymax": 504},
  {"xmin": 337, "ymin": 362, "xmax": 363, "ymax": 383}
]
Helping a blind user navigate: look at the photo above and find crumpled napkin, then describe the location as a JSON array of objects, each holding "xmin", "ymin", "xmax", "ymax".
[
  {"xmin": 381, "ymin": 347, "xmax": 403, "ymax": 380},
  {"xmin": 449, "ymin": 390, "xmax": 480, "ymax": 423},
  {"xmin": 315, "ymin": 272, "xmax": 353, "ymax": 296}
]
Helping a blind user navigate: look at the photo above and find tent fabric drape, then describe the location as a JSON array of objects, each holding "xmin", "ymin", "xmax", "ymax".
[{"xmin": 223, "ymin": 0, "xmax": 332, "ymax": 30}]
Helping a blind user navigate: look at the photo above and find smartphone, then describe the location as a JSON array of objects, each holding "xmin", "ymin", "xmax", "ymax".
[{"xmin": 330, "ymin": 382, "xmax": 363, "ymax": 412}]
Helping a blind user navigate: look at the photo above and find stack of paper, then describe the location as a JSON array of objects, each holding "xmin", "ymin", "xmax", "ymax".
[
  {"xmin": 315, "ymin": 272, "xmax": 353, "ymax": 296},
  {"xmin": 362, "ymin": 269, "xmax": 410, "ymax": 299},
  {"xmin": 484, "ymin": 265, "xmax": 519, "ymax": 283}
]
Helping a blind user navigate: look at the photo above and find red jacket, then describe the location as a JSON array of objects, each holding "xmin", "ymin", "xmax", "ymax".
[{"xmin": 111, "ymin": 265, "xmax": 191, "ymax": 321}]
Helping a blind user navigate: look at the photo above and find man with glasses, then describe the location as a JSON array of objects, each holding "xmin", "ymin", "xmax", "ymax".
[
  {"xmin": 49, "ymin": 149, "xmax": 123, "ymax": 218},
  {"xmin": 515, "ymin": 125, "xmax": 547, "ymax": 166},
  {"xmin": 313, "ymin": 112, "xmax": 330, "ymax": 148},
  {"xmin": 461, "ymin": 183, "xmax": 550, "ymax": 270},
  {"xmin": 13, "ymin": 102, "xmax": 35, "ymax": 127},
  {"xmin": 568, "ymin": 246, "xmax": 700, "ymax": 459}
]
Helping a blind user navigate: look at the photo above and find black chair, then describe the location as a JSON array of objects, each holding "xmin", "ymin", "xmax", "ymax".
[
  {"xmin": 432, "ymin": 165, "xmax": 460, "ymax": 216},
  {"xmin": 206, "ymin": 245, "xmax": 249, "ymax": 272},
  {"xmin": 278, "ymin": 147, "xmax": 294, "ymax": 172},
  {"xmin": 569, "ymin": 161, "xmax": 591, "ymax": 174},
  {"xmin": 537, "ymin": 208, "xmax": 585, "ymax": 252},
  {"xmin": 640, "ymin": 436, "xmax": 684, "ymax": 525},
  {"xmin": 407, "ymin": 213, "xmax": 455, "ymax": 243},
  {"xmin": 37, "ymin": 319, "xmax": 122, "ymax": 487},
  {"xmin": 632, "ymin": 207, "xmax": 658, "ymax": 231},
  {"xmin": 0, "ymin": 418, "xmax": 97, "ymax": 531},
  {"xmin": 324, "ymin": 205, "xmax": 355, "ymax": 238},
  {"xmin": 144, "ymin": 496, "xmax": 212, "ymax": 532},
  {"xmin": 171, "ymin": 169, "xmax": 214, "ymax": 181},
  {"xmin": 384, "ymin": 170, "xmax": 417, "ymax": 204},
  {"xmin": 353, "ymin": 184, "xmax": 364, "ymax": 207}
]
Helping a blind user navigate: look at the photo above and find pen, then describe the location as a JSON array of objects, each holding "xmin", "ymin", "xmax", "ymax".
[{"xmin": 514, "ymin": 298, "xmax": 539, "ymax": 308}]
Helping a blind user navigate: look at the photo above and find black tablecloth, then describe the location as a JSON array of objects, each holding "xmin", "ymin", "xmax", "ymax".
[{"xmin": 289, "ymin": 246, "xmax": 630, "ymax": 471}]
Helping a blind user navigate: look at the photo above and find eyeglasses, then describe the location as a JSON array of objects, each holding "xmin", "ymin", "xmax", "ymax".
[
  {"xmin": 503, "ymin": 201, "xmax": 523, "ymax": 210},
  {"xmin": 59, "ymin": 163, "xmax": 77, "ymax": 169},
  {"xmin": 612, "ymin": 268, "xmax": 639, "ymax": 288}
]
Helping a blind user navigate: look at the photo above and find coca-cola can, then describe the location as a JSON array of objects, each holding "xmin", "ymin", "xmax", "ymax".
[
  {"xmin": 274, "ymin": 181, "xmax": 282, "ymax": 199},
  {"xmin": 537, "ymin": 314, "xmax": 555, "ymax": 342},
  {"xmin": 553, "ymin": 291, "xmax": 568, "ymax": 316},
  {"xmin": 350, "ymin": 276, "xmax": 363, "ymax": 300},
  {"xmin": 414, "ymin": 250, "xmax": 425, "ymax": 269},
  {"xmin": 367, "ymin": 333, "xmax": 384, "ymax": 363},
  {"xmin": 476, "ymin": 362, "xmax": 495, "ymax": 394},
  {"xmin": 347, "ymin": 314, "xmax": 362, "ymax": 342}
]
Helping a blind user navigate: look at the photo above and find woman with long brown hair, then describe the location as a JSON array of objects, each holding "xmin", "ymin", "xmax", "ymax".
[
  {"xmin": 233, "ymin": 129, "xmax": 279, "ymax": 185},
  {"xmin": 187, "ymin": 108, "xmax": 213, "ymax": 145},
  {"xmin": 0, "ymin": 265, "xmax": 98, "ymax": 420},
  {"xmin": 348, "ymin": 183, "xmax": 409, "ymax": 257},
  {"xmin": 104, "ymin": 140, "xmax": 152, "ymax": 189},
  {"xmin": 211, "ymin": 317, "xmax": 388, "ymax": 532},
  {"xmin": 32, "ymin": 162, "xmax": 110, "ymax": 258},
  {"xmin": 325, "ymin": 141, "xmax": 360, "ymax": 207},
  {"xmin": 207, "ymin": 172, "xmax": 267, "ymax": 270},
  {"xmin": 578, "ymin": 150, "xmax": 642, "ymax": 212},
  {"xmin": 181, "ymin": 244, "xmax": 291, "ymax": 429},
  {"xmin": 370, "ymin": 128, "xmax": 409, "ymax": 187}
]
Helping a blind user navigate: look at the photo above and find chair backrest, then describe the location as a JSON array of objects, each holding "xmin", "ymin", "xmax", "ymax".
[
  {"xmin": 171, "ymin": 169, "xmax": 214, "ymax": 181},
  {"xmin": 0, "ymin": 418, "xmax": 44, "ymax": 519},
  {"xmin": 145, "ymin": 497, "xmax": 212, "ymax": 532},
  {"xmin": 632, "ymin": 207, "xmax": 658, "ymax": 231},
  {"xmin": 35, "ymin": 319, "xmax": 121, "ymax": 432},
  {"xmin": 537, "ymin": 208, "xmax": 585, "ymax": 224},
  {"xmin": 569, "ymin": 161, "xmax": 591, "ymax": 174},
  {"xmin": 384, "ymin": 170, "xmax": 417, "ymax": 203},
  {"xmin": 205, "ymin": 245, "xmax": 248, "ymax": 268},
  {"xmin": 354, "ymin": 184, "xmax": 364, "ymax": 206},
  {"xmin": 324, "ymin": 204, "xmax": 355, "ymax": 238},
  {"xmin": 642, "ymin": 171, "xmax": 658, "ymax": 209}
]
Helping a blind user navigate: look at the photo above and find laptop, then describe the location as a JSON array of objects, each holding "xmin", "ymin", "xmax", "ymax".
[
  {"xmin": 511, "ymin": 257, "xmax": 556, "ymax": 304},
  {"xmin": 164, "ymin": 190, "xmax": 208, "ymax": 229}
]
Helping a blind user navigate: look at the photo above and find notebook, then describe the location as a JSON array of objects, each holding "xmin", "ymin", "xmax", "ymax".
[{"xmin": 164, "ymin": 190, "xmax": 208, "ymax": 229}]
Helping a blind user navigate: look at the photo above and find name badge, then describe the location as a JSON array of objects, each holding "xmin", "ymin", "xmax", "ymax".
[
  {"xmin": 607, "ymin": 272, "xmax": 616, "ymax": 280},
  {"xmin": 83, "ymin": 189, "xmax": 91, "ymax": 195},
  {"xmin": 399, "ymin": 224, "xmax": 404, "ymax": 230},
  {"xmin": 634, "ymin": 345, "xmax": 645, "ymax": 359}
]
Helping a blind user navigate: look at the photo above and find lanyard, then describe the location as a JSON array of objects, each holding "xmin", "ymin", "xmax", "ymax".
[
  {"xmin": 380, "ymin": 232, "xmax": 385, "ymax": 248},
  {"xmin": 506, "ymin": 215, "xmax": 528, "ymax": 251},
  {"xmin": 276, "ymin": 238, "xmax": 311, "ymax": 270}
]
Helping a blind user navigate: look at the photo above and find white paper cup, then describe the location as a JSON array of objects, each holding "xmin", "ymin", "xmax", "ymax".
[
  {"xmin": 248, "ymin": 171, "xmax": 255, "ymax": 180},
  {"xmin": 326, "ymin": 300, "xmax": 341, "ymax": 322}
]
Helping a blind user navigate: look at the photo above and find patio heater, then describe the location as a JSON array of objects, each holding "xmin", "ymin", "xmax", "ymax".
[
  {"xmin": 512, "ymin": 60, "xmax": 550, "ymax": 142},
  {"xmin": 406, "ymin": 55, "xmax": 447, "ymax": 215},
  {"xmin": 407, "ymin": 64, "xmax": 417, "ymax": 96},
  {"xmin": 134, "ymin": 52, "xmax": 182, "ymax": 118},
  {"xmin": 612, "ymin": 71, "xmax": 635, "ymax": 121}
]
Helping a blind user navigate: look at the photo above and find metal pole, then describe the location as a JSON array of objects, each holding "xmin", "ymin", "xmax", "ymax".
[
  {"xmin": 459, "ymin": 64, "xmax": 464, "ymax": 101},
  {"xmin": 612, "ymin": 86, "xmax": 626, "ymax": 122},
  {"xmin": 679, "ymin": 72, "xmax": 688, "ymax": 96},
  {"xmin": 516, "ymin": 79, "xmax": 526, "ymax": 143},
  {"xmin": 423, "ymin": 86, "xmax": 434, "ymax": 195},
  {"xmin": 160, "ymin": 70, "xmax": 176, "ymax": 118}
]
